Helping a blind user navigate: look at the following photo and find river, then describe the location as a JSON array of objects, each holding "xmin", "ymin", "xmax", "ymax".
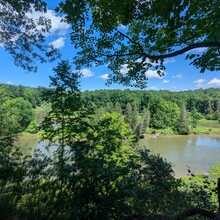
[{"xmin": 18, "ymin": 135, "xmax": 220, "ymax": 177}]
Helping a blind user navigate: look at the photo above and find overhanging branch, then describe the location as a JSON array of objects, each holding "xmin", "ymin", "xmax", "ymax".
[
  {"xmin": 97, "ymin": 40, "xmax": 220, "ymax": 63},
  {"xmin": 114, "ymin": 27, "xmax": 220, "ymax": 61},
  {"xmin": 144, "ymin": 42, "xmax": 220, "ymax": 60}
]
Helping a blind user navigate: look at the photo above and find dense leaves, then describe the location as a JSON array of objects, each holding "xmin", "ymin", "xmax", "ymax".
[
  {"xmin": 58, "ymin": 0, "xmax": 220, "ymax": 87},
  {"xmin": 0, "ymin": 0, "xmax": 59, "ymax": 72}
]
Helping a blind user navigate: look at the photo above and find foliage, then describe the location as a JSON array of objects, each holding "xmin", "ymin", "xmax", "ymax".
[
  {"xmin": 67, "ymin": 112, "xmax": 137, "ymax": 218},
  {"xmin": 190, "ymin": 107, "xmax": 201, "ymax": 128},
  {"xmin": 134, "ymin": 108, "xmax": 150, "ymax": 139},
  {"xmin": 180, "ymin": 174, "xmax": 218, "ymax": 214},
  {"xmin": 149, "ymin": 96, "xmax": 179, "ymax": 129},
  {"xmin": 3, "ymin": 97, "xmax": 34, "ymax": 131},
  {"xmin": 0, "ymin": 84, "xmax": 43, "ymax": 108},
  {"xmin": 58, "ymin": 0, "xmax": 220, "ymax": 87},
  {"xmin": 174, "ymin": 105, "xmax": 190, "ymax": 135},
  {"xmin": 130, "ymin": 148, "xmax": 181, "ymax": 216},
  {"xmin": 0, "ymin": 0, "xmax": 59, "ymax": 72},
  {"xmin": 66, "ymin": 112, "xmax": 182, "ymax": 218},
  {"xmin": 0, "ymin": 94, "xmax": 29, "ymax": 219},
  {"xmin": 124, "ymin": 102, "xmax": 138, "ymax": 131},
  {"xmin": 209, "ymin": 164, "xmax": 220, "ymax": 178},
  {"xmin": 39, "ymin": 60, "xmax": 90, "ymax": 218}
]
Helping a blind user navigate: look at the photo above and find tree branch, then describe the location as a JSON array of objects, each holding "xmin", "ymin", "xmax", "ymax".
[
  {"xmin": 114, "ymin": 28, "xmax": 145, "ymax": 54},
  {"xmin": 113, "ymin": 27, "xmax": 220, "ymax": 61},
  {"xmin": 144, "ymin": 42, "xmax": 220, "ymax": 60},
  {"xmin": 97, "ymin": 39, "xmax": 220, "ymax": 63}
]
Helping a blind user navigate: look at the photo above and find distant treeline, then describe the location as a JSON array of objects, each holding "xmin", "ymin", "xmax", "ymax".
[
  {"xmin": 1, "ymin": 83, "xmax": 220, "ymax": 133},
  {"xmin": 0, "ymin": 84, "xmax": 43, "ymax": 108},
  {"xmin": 82, "ymin": 88, "xmax": 220, "ymax": 116}
]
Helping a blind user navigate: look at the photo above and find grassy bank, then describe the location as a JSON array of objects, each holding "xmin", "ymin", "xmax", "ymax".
[{"xmin": 146, "ymin": 119, "xmax": 220, "ymax": 136}]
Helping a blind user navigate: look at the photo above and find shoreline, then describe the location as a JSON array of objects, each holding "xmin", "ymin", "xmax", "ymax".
[{"xmin": 143, "ymin": 132, "xmax": 220, "ymax": 139}]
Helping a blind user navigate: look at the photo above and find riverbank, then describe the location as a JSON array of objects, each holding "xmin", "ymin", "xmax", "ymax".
[{"xmin": 143, "ymin": 131, "xmax": 220, "ymax": 139}]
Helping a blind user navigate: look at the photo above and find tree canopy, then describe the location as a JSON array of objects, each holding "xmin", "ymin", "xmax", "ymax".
[
  {"xmin": 58, "ymin": 0, "xmax": 220, "ymax": 88},
  {"xmin": 0, "ymin": 0, "xmax": 59, "ymax": 72}
]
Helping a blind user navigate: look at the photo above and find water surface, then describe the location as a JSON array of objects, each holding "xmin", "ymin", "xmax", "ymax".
[
  {"xmin": 139, "ymin": 135, "xmax": 220, "ymax": 177},
  {"xmin": 18, "ymin": 135, "xmax": 220, "ymax": 177}
]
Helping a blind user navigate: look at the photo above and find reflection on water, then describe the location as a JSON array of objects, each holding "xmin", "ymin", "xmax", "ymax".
[
  {"xmin": 139, "ymin": 136, "xmax": 220, "ymax": 177},
  {"xmin": 18, "ymin": 135, "xmax": 220, "ymax": 177},
  {"xmin": 17, "ymin": 136, "xmax": 54, "ymax": 156},
  {"xmin": 17, "ymin": 136, "xmax": 38, "ymax": 155}
]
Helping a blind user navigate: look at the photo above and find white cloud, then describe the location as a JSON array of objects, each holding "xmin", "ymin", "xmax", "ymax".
[
  {"xmin": 80, "ymin": 68, "xmax": 94, "ymax": 78},
  {"xmin": 119, "ymin": 61, "xmax": 165, "ymax": 79},
  {"xmin": 193, "ymin": 78, "xmax": 220, "ymax": 88},
  {"xmin": 28, "ymin": 9, "xmax": 70, "ymax": 37},
  {"xmin": 172, "ymin": 74, "xmax": 183, "ymax": 79},
  {"xmin": 193, "ymin": 79, "xmax": 206, "ymax": 85},
  {"xmin": 145, "ymin": 70, "xmax": 165, "ymax": 79},
  {"xmin": 7, "ymin": 81, "xmax": 13, "ymax": 85},
  {"xmin": 118, "ymin": 24, "xmax": 127, "ymax": 30},
  {"xmin": 207, "ymin": 78, "xmax": 220, "ymax": 87},
  {"xmin": 99, "ymin": 74, "xmax": 109, "ymax": 79},
  {"xmin": 163, "ymin": 79, "xmax": 169, "ymax": 84},
  {"xmin": 119, "ymin": 64, "xmax": 129, "ymax": 75},
  {"xmin": 164, "ymin": 58, "xmax": 176, "ymax": 64},
  {"xmin": 148, "ymin": 86, "xmax": 158, "ymax": 90},
  {"xmin": 49, "ymin": 37, "xmax": 65, "ymax": 49}
]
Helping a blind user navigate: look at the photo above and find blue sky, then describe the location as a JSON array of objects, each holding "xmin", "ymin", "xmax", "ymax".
[{"xmin": 0, "ymin": 1, "xmax": 219, "ymax": 91}]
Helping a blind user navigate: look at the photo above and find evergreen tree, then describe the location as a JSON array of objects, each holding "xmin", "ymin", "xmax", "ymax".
[
  {"xmin": 174, "ymin": 105, "xmax": 189, "ymax": 135},
  {"xmin": 124, "ymin": 102, "xmax": 138, "ymax": 131},
  {"xmin": 141, "ymin": 108, "xmax": 150, "ymax": 134},
  {"xmin": 191, "ymin": 107, "xmax": 200, "ymax": 128},
  {"xmin": 114, "ymin": 102, "xmax": 122, "ymax": 115}
]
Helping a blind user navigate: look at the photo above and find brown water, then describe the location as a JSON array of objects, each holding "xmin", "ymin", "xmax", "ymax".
[
  {"xmin": 18, "ymin": 135, "xmax": 220, "ymax": 177},
  {"xmin": 139, "ymin": 135, "xmax": 220, "ymax": 177}
]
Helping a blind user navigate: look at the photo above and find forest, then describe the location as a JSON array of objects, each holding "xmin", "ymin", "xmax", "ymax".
[
  {"xmin": 1, "ymin": 81, "xmax": 220, "ymax": 138},
  {"xmin": 0, "ymin": 61, "xmax": 220, "ymax": 219}
]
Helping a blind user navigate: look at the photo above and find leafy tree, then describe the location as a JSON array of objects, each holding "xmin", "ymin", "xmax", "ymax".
[
  {"xmin": 180, "ymin": 175, "xmax": 219, "ymax": 216},
  {"xmin": 1, "ymin": 0, "xmax": 59, "ymax": 72},
  {"xmin": 149, "ymin": 96, "xmax": 179, "ymax": 129},
  {"xmin": 67, "ymin": 112, "xmax": 181, "ymax": 218},
  {"xmin": 58, "ymin": 0, "xmax": 220, "ymax": 87},
  {"xmin": 213, "ymin": 99, "xmax": 220, "ymax": 121},
  {"xmin": 131, "ymin": 148, "xmax": 181, "ymax": 216},
  {"xmin": 39, "ymin": 60, "xmax": 90, "ymax": 218},
  {"xmin": 209, "ymin": 164, "xmax": 220, "ymax": 178},
  {"xmin": 68, "ymin": 112, "xmax": 137, "ymax": 218},
  {"xmin": 0, "ymin": 95, "xmax": 29, "ymax": 219},
  {"xmin": 3, "ymin": 97, "xmax": 34, "ymax": 131}
]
